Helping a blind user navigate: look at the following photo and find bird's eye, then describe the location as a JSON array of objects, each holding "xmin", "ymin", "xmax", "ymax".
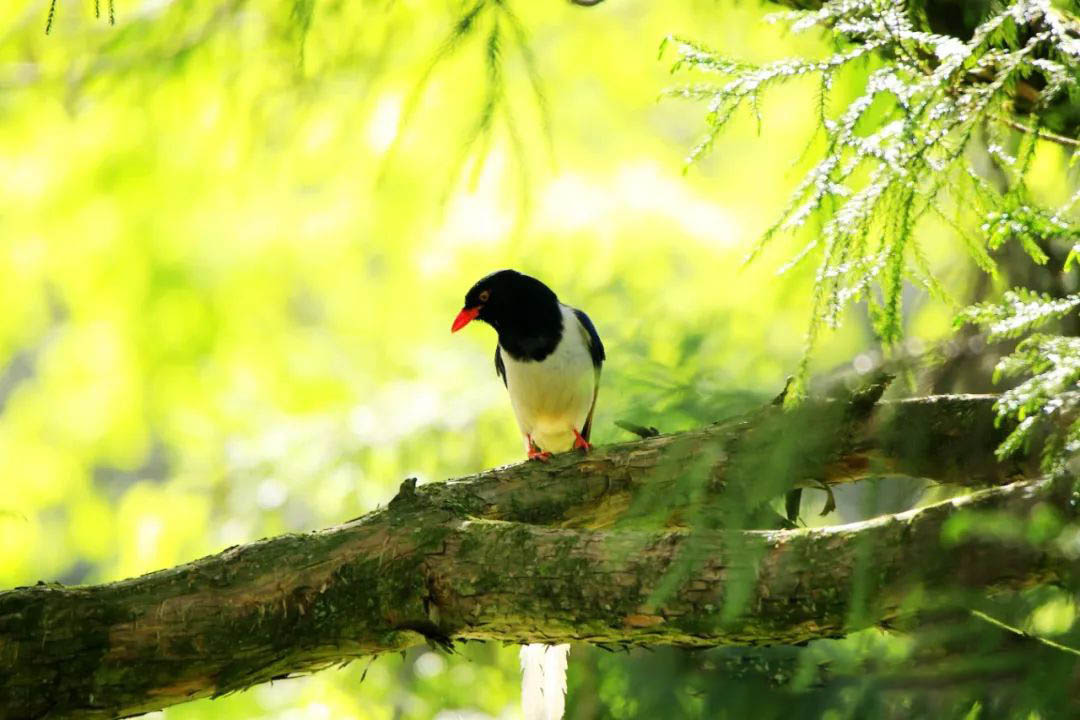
[{"xmin": 478, "ymin": 290, "xmax": 490, "ymax": 303}]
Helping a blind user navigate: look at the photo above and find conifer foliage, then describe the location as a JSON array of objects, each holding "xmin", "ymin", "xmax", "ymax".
[{"xmin": 668, "ymin": 0, "xmax": 1079, "ymax": 470}]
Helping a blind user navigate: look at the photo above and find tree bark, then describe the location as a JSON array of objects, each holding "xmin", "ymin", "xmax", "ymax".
[{"xmin": 0, "ymin": 395, "xmax": 1063, "ymax": 719}]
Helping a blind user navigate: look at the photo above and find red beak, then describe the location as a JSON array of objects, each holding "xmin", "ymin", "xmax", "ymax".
[{"xmin": 451, "ymin": 306, "xmax": 481, "ymax": 333}]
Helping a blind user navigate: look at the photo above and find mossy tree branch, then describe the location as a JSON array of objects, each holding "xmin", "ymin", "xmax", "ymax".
[{"xmin": 0, "ymin": 395, "xmax": 1065, "ymax": 719}]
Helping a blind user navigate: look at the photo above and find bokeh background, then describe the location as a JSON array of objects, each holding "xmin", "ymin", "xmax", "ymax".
[{"xmin": 1, "ymin": 0, "xmax": 1074, "ymax": 717}]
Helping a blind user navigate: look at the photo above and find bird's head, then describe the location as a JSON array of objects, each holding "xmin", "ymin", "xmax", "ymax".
[{"xmin": 451, "ymin": 269, "xmax": 559, "ymax": 334}]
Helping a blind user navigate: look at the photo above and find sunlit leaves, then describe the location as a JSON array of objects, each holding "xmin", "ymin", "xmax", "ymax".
[
  {"xmin": 385, "ymin": 0, "xmax": 551, "ymax": 200},
  {"xmin": 961, "ymin": 289, "xmax": 1080, "ymax": 340},
  {"xmin": 963, "ymin": 287, "xmax": 1080, "ymax": 471},
  {"xmin": 961, "ymin": 287, "xmax": 1080, "ymax": 472},
  {"xmin": 994, "ymin": 334, "xmax": 1080, "ymax": 470},
  {"xmin": 982, "ymin": 199, "xmax": 1079, "ymax": 263},
  {"xmin": 667, "ymin": 0, "xmax": 1080, "ymax": 473},
  {"xmin": 667, "ymin": 0, "xmax": 1080, "ymax": 401}
]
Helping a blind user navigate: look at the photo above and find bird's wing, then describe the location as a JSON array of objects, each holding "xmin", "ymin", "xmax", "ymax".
[
  {"xmin": 573, "ymin": 308, "xmax": 605, "ymax": 441},
  {"xmin": 495, "ymin": 344, "xmax": 507, "ymax": 387},
  {"xmin": 573, "ymin": 308, "xmax": 605, "ymax": 369}
]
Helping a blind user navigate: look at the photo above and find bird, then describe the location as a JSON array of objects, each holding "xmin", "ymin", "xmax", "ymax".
[
  {"xmin": 451, "ymin": 268, "xmax": 605, "ymax": 461},
  {"xmin": 451, "ymin": 269, "xmax": 605, "ymax": 720}
]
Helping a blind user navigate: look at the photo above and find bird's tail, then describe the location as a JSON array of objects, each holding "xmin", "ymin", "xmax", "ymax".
[{"xmin": 519, "ymin": 643, "xmax": 569, "ymax": 720}]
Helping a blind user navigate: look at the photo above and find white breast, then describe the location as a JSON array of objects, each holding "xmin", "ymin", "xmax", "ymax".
[{"xmin": 502, "ymin": 304, "xmax": 596, "ymax": 453}]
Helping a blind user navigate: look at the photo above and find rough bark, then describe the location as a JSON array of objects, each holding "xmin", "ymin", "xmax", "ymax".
[
  {"xmin": 402, "ymin": 394, "xmax": 1032, "ymax": 531},
  {"xmin": 0, "ymin": 395, "xmax": 1064, "ymax": 719}
]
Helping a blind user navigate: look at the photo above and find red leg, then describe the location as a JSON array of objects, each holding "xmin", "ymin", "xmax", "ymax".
[
  {"xmin": 572, "ymin": 428, "xmax": 592, "ymax": 452},
  {"xmin": 526, "ymin": 435, "xmax": 551, "ymax": 462}
]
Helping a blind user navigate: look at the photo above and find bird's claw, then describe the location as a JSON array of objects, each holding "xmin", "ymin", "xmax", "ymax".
[
  {"xmin": 572, "ymin": 428, "xmax": 592, "ymax": 453},
  {"xmin": 526, "ymin": 436, "xmax": 552, "ymax": 462}
]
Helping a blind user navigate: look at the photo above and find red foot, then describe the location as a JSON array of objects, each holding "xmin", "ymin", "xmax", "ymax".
[
  {"xmin": 572, "ymin": 428, "xmax": 592, "ymax": 452},
  {"xmin": 526, "ymin": 436, "xmax": 552, "ymax": 462}
]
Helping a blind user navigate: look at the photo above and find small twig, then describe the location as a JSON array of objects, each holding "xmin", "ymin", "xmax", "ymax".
[
  {"xmin": 45, "ymin": 0, "xmax": 57, "ymax": 33},
  {"xmin": 970, "ymin": 609, "xmax": 1080, "ymax": 659},
  {"xmin": 614, "ymin": 420, "xmax": 660, "ymax": 438},
  {"xmin": 997, "ymin": 115, "xmax": 1080, "ymax": 149}
]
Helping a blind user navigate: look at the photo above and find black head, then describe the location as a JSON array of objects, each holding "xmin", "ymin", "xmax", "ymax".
[{"xmin": 451, "ymin": 269, "xmax": 563, "ymax": 360}]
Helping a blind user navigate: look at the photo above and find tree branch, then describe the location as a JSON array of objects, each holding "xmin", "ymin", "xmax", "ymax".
[
  {"xmin": 427, "ymin": 394, "xmax": 1031, "ymax": 529},
  {"xmin": 0, "ymin": 395, "xmax": 1060, "ymax": 719}
]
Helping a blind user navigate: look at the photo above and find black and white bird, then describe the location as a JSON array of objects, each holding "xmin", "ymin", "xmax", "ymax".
[
  {"xmin": 452, "ymin": 269, "xmax": 605, "ymax": 461},
  {"xmin": 451, "ymin": 269, "xmax": 605, "ymax": 720}
]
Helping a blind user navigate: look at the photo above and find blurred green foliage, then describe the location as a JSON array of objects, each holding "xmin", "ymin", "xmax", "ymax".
[{"xmin": 1, "ymin": 0, "xmax": 1077, "ymax": 717}]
